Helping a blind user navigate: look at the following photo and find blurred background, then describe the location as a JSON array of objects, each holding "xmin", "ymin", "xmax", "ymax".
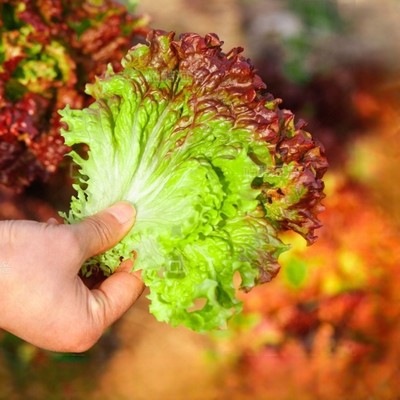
[{"xmin": 1, "ymin": 0, "xmax": 400, "ymax": 399}]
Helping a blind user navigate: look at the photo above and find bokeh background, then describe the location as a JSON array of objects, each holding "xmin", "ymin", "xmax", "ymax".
[{"xmin": 1, "ymin": 0, "xmax": 400, "ymax": 399}]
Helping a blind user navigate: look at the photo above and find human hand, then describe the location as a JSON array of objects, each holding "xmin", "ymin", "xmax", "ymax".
[{"xmin": 0, "ymin": 202, "xmax": 144, "ymax": 352}]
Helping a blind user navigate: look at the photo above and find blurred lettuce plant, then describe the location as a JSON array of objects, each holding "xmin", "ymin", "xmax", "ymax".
[
  {"xmin": 0, "ymin": 0, "xmax": 148, "ymax": 189},
  {"xmin": 284, "ymin": 0, "xmax": 346, "ymax": 84}
]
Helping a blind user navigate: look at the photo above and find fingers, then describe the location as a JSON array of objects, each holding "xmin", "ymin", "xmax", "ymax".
[
  {"xmin": 71, "ymin": 202, "xmax": 136, "ymax": 259},
  {"xmin": 87, "ymin": 266, "xmax": 145, "ymax": 339},
  {"xmin": 54, "ymin": 203, "xmax": 140, "ymax": 352}
]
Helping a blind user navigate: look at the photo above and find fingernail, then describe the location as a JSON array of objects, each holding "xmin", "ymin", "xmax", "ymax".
[{"xmin": 108, "ymin": 202, "xmax": 135, "ymax": 224}]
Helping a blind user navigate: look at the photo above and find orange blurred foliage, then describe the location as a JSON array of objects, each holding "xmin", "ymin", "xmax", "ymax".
[{"xmin": 216, "ymin": 174, "xmax": 400, "ymax": 400}]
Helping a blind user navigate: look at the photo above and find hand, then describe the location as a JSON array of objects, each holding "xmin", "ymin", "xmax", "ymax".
[{"xmin": 0, "ymin": 202, "xmax": 144, "ymax": 352}]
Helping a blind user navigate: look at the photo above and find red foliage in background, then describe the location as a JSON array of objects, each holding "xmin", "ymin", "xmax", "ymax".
[
  {"xmin": 217, "ymin": 176, "xmax": 400, "ymax": 400},
  {"xmin": 0, "ymin": 0, "xmax": 148, "ymax": 190}
]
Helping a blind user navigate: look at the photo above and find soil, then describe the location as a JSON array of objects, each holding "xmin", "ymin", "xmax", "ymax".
[{"xmin": 89, "ymin": 293, "xmax": 220, "ymax": 400}]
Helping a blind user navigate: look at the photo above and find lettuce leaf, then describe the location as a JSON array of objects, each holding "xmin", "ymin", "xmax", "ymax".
[{"xmin": 60, "ymin": 31, "xmax": 327, "ymax": 331}]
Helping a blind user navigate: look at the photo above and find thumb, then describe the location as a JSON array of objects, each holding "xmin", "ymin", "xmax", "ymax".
[
  {"xmin": 87, "ymin": 265, "xmax": 144, "ymax": 337},
  {"xmin": 72, "ymin": 202, "xmax": 136, "ymax": 259}
]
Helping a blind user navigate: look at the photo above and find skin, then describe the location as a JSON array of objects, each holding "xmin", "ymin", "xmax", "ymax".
[{"xmin": 0, "ymin": 202, "xmax": 144, "ymax": 353}]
